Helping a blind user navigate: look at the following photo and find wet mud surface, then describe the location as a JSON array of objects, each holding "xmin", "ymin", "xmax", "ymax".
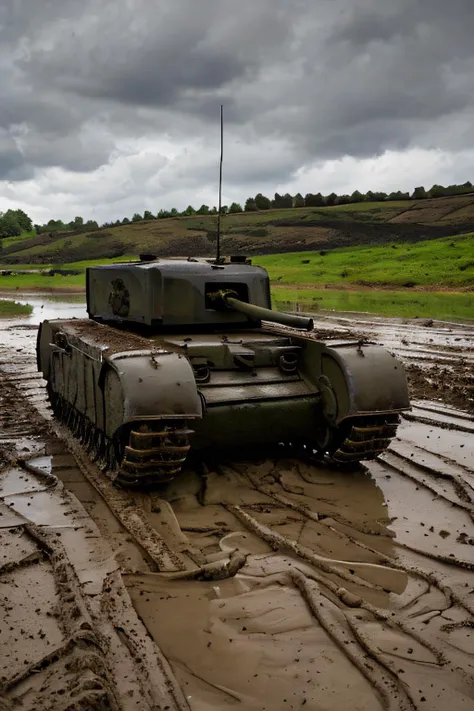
[{"xmin": 0, "ymin": 312, "xmax": 473, "ymax": 710}]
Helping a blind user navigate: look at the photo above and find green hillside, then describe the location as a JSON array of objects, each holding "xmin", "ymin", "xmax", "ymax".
[
  {"xmin": 256, "ymin": 232, "xmax": 474, "ymax": 289},
  {"xmin": 0, "ymin": 232, "xmax": 473, "ymax": 293},
  {"xmin": 2, "ymin": 193, "xmax": 474, "ymax": 266}
]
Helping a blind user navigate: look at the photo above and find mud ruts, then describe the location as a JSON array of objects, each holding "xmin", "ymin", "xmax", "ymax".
[{"xmin": 1, "ymin": 309, "xmax": 473, "ymax": 711}]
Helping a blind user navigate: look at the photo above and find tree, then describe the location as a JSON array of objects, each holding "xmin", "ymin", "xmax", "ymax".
[
  {"xmin": 245, "ymin": 197, "xmax": 258, "ymax": 211},
  {"xmin": 196, "ymin": 204, "xmax": 210, "ymax": 215},
  {"xmin": 370, "ymin": 191, "xmax": 387, "ymax": 202},
  {"xmin": 387, "ymin": 191, "xmax": 410, "ymax": 201},
  {"xmin": 412, "ymin": 186, "xmax": 427, "ymax": 199},
  {"xmin": 68, "ymin": 215, "xmax": 84, "ymax": 230},
  {"xmin": 122, "ymin": 217, "xmax": 130, "ymax": 224},
  {"xmin": 228, "ymin": 202, "xmax": 242, "ymax": 213},
  {"xmin": 132, "ymin": 213, "xmax": 143, "ymax": 222},
  {"xmin": 254, "ymin": 193, "xmax": 272, "ymax": 210},
  {"xmin": 143, "ymin": 210, "xmax": 155, "ymax": 221},
  {"xmin": 272, "ymin": 192, "xmax": 293, "ymax": 208},
  {"xmin": 428, "ymin": 184, "xmax": 446, "ymax": 198},
  {"xmin": 84, "ymin": 220, "xmax": 99, "ymax": 231},
  {"xmin": 336, "ymin": 194, "xmax": 350, "ymax": 205},
  {"xmin": 170, "ymin": 208, "xmax": 179, "ymax": 216},
  {"xmin": 9, "ymin": 209, "xmax": 32, "ymax": 232},
  {"xmin": 293, "ymin": 193, "xmax": 305, "ymax": 208},
  {"xmin": 325, "ymin": 193, "xmax": 337, "ymax": 206},
  {"xmin": 272, "ymin": 193, "xmax": 283, "ymax": 208},
  {"xmin": 350, "ymin": 190, "xmax": 364, "ymax": 203},
  {"xmin": 0, "ymin": 212, "xmax": 22, "ymax": 238},
  {"xmin": 181, "ymin": 205, "xmax": 196, "ymax": 216},
  {"xmin": 305, "ymin": 193, "xmax": 325, "ymax": 207},
  {"xmin": 41, "ymin": 218, "xmax": 66, "ymax": 232}
]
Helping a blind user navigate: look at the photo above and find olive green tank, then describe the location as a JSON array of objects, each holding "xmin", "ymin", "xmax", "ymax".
[{"xmin": 36, "ymin": 255, "xmax": 410, "ymax": 487}]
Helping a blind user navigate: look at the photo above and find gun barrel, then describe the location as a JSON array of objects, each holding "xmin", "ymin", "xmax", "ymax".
[{"xmin": 225, "ymin": 295, "xmax": 314, "ymax": 331}]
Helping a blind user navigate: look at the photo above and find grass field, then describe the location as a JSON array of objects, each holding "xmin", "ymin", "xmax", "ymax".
[
  {"xmin": 0, "ymin": 273, "xmax": 86, "ymax": 291},
  {"xmin": 256, "ymin": 233, "xmax": 474, "ymax": 288},
  {"xmin": 0, "ymin": 230, "xmax": 37, "ymax": 249},
  {"xmin": 272, "ymin": 288, "xmax": 474, "ymax": 321},
  {"xmin": 0, "ymin": 233, "xmax": 473, "ymax": 293},
  {"xmin": 0, "ymin": 298, "xmax": 33, "ymax": 317}
]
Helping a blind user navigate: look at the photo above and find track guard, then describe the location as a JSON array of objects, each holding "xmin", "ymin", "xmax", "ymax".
[
  {"xmin": 319, "ymin": 343, "xmax": 410, "ymax": 424},
  {"xmin": 100, "ymin": 350, "xmax": 203, "ymax": 439}
]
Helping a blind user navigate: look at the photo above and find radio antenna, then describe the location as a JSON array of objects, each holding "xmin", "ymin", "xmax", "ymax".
[{"xmin": 216, "ymin": 104, "xmax": 223, "ymax": 262}]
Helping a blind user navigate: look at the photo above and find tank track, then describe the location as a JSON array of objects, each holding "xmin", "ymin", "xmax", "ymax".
[
  {"xmin": 46, "ymin": 385, "xmax": 398, "ymax": 485},
  {"xmin": 117, "ymin": 423, "xmax": 192, "ymax": 488},
  {"xmin": 315, "ymin": 414, "xmax": 400, "ymax": 465},
  {"xmin": 46, "ymin": 386, "xmax": 191, "ymax": 487}
]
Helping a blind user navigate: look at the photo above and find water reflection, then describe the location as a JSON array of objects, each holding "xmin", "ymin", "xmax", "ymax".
[{"xmin": 0, "ymin": 292, "xmax": 87, "ymax": 324}]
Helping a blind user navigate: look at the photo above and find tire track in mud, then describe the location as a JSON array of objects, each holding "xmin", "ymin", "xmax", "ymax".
[{"xmin": 1, "ymin": 319, "xmax": 474, "ymax": 710}]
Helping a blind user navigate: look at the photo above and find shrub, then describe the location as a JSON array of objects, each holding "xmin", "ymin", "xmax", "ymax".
[{"xmin": 248, "ymin": 228, "xmax": 269, "ymax": 237}]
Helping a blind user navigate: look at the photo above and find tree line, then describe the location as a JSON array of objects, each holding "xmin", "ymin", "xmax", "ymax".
[{"xmin": 1, "ymin": 180, "xmax": 472, "ymax": 239}]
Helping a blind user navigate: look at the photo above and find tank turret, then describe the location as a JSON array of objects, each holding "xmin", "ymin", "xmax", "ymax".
[{"xmin": 86, "ymin": 256, "xmax": 275, "ymax": 330}]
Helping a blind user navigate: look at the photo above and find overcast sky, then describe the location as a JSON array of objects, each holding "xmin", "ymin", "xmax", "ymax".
[{"xmin": 1, "ymin": 0, "xmax": 473, "ymax": 224}]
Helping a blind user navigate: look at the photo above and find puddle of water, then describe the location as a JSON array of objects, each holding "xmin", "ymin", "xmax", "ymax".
[
  {"xmin": 0, "ymin": 468, "xmax": 49, "ymax": 497},
  {"xmin": 26, "ymin": 455, "xmax": 53, "ymax": 472},
  {"xmin": 0, "ymin": 292, "xmax": 87, "ymax": 325}
]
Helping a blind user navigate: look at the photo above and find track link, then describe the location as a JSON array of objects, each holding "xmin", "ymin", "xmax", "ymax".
[
  {"xmin": 324, "ymin": 414, "xmax": 400, "ymax": 464},
  {"xmin": 46, "ymin": 386, "xmax": 191, "ymax": 487},
  {"xmin": 117, "ymin": 423, "xmax": 192, "ymax": 487}
]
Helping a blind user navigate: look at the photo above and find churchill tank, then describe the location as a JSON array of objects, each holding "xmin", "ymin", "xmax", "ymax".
[{"xmin": 36, "ymin": 255, "xmax": 410, "ymax": 487}]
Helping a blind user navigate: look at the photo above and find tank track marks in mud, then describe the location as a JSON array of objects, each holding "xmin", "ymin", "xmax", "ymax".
[
  {"xmin": 46, "ymin": 385, "xmax": 191, "ymax": 488},
  {"xmin": 0, "ymin": 369, "xmax": 190, "ymax": 711}
]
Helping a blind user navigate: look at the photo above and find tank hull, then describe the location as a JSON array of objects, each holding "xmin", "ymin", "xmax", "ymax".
[{"xmin": 37, "ymin": 318, "xmax": 410, "ymax": 486}]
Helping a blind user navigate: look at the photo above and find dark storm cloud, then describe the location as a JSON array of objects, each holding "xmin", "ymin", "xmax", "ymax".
[
  {"xmin": 332, "ymin": 0, "xmax": 474, "ymax": 56},
  {"xmin": 17, "ymin": 1, "xmax": 290, "ymax": 108},
  {"xmin": 0, "ymin": 134, "xmax": 33, "ymax": 181},
  {"xmin": 0, "ymin": 0, "xmax": 473, "ymax": 186}
]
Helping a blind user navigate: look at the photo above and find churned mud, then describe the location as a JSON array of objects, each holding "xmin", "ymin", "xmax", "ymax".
[
  {"xmin": 0, "ymin": 330, "xmax": 190, "ymax": 711},
  {"xmin": 0, "ymin": 311, "xmax": 473, "ymax": 711}
]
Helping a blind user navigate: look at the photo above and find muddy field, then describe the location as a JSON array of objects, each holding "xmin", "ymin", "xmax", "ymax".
[{"xmin": 0, "ymin": 310, "xmax": 473, "ymax": 711}]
